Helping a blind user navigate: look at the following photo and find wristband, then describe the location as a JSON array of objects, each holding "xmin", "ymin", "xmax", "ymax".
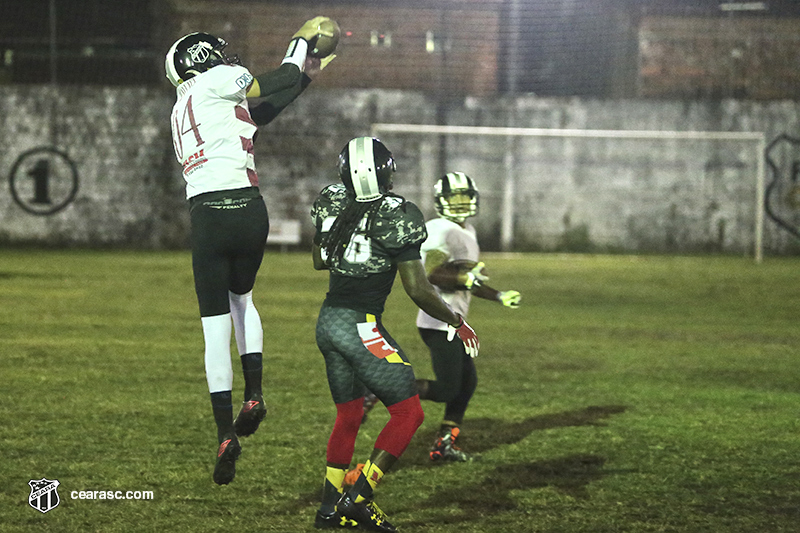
[{"xmin": 282, "ymin": 38, "xmax": 309, "ymax": 70}]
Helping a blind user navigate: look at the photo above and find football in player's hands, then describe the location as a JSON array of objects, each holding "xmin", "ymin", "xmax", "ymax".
[
  {"xmin": 309, "ymin": 19, "xmax": 340, "ymax": 58},
  {"xmin": 430, "ymin": 259, "xmax": 488, "ymax": 291},
  {"xmin": 451, "ymin": 259, "xmax": 487, "ymax": 277}
]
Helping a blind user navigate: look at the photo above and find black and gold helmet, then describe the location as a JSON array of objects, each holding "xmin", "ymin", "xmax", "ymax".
[
  {"xmin": 434, "ymin": 172, "xmax": 479, "ymax": 223},
  {"xmin": 165, "ymin": 32, "xmax": 240, "ymax": 87}
]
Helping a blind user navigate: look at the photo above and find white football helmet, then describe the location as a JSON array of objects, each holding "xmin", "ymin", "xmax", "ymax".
[
  {"xmin": 434, "ymin": 172, "xmax": 479, "ymax": 223},
  {"xmin": 337, "ymin": 137, "xmax": 396, "ymax": 203}
]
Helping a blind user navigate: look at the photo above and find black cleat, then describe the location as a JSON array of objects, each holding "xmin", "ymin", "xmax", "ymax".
[
  {"xmin": 314, "ymin": 509, "xmax": 358, "ymax": 529},
  {"xmin": 429, "ymin": 427, "xmax": 472, "ymax": 462},
  {"xmin": 337, "ymin": 492, "xmax": 396, "ymax": 533},
  {"xmin": 213, "ymin": 435, "xmax": 241, "ymax": 485},
  {"xmin": 233, "ymin": 393, "xmax": 266, "ymax": 437},
  {"xmin": 361, "ymin": 393, "xmax": 379, "ymax": 424}
]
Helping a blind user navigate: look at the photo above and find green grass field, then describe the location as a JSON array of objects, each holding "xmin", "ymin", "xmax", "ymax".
[{"xmin": 1, "ymin": 250, "xmax": 799, "ymax": 532}]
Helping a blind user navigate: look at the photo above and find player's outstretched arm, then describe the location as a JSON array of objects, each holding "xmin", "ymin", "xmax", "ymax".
[
  {"xmin": 398, "ymin": 259, "xmax": 459, "ymax": 325},
  {"xmin": 398, "ymin": 259, "xmax": 480, "ymax": 357},
  {"xmin": 246, "ymin": 16, "xmax": 323, "ymax": 100},
  {"xmin": 426, "ymin": 253, "xmax": 521, "ymax": 308}
]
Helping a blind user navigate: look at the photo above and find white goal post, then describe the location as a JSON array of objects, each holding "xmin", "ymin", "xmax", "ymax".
[{"xmin": 371, "ymin": 123, "xmax": 766, "ymax": 262}]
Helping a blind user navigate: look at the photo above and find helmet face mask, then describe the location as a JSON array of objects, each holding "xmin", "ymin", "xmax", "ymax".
[
  {"xmin": 435, "ymin": 172, "xmax": 479, "ymax": 223},
  {"xmin": 165, "ymin": 32, "xmax": 240, "ymax": 87},
  {"xmin": 338, "ymin": 137, "xmax": 396, "ymax": 202}
]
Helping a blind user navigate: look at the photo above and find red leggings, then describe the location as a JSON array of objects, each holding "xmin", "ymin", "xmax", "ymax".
[{"xmin": 327, "ymin": 395, "xmax": 424, "ymax": 465}]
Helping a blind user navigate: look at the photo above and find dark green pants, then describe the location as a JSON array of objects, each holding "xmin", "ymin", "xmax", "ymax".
[{"xmin": 316, "ymin": 305, "xmax": 417, "ymax": 407}]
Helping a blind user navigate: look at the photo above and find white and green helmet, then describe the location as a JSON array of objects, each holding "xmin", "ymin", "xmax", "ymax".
[
  {"xmin": 434, "ymin": 171, "xmax": 479, "ymax": 223},
  {"xmin": 337, "ymin": 137, "xmax": 396, "ymax": 202}
]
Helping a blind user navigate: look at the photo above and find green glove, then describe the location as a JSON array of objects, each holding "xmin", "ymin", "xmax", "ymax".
[
  {"xmin": 464, "ymin": 262, "xmax": 488, "ymax": 290},
  {"xmin": 498, "ymin": 290, "xmax": 521, "ymax": 309}
]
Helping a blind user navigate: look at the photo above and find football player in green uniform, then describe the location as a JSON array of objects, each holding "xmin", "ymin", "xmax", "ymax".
[{"xmin": 310, "ymin": 138, "xmax": 480, "ymax": 531}]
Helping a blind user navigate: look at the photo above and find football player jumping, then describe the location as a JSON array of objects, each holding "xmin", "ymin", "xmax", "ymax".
[
  {"xmin": 310, "ymin": 138, "xmax": 480, "ymax": 531},
  {"xmin": 365, "ymin": 172, "xmax": 521, "ymax": 462},
  {"xmin": 165, "ymin": 18, "xmax": 334, "ymax": 485}
]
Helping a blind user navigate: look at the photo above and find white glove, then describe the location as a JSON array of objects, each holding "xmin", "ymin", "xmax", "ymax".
[
  {"xmin": 498, "ymin": 290, "xmax": 521, "ymax": 309},
  {"xmin": 464, "ymin": 262, "xmax": 488, "ymax": 290}
]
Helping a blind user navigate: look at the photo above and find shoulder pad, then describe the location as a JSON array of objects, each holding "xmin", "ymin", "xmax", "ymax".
[
  {"xmin": 311, "ymin": 184, "xmax": 348, "ymax": 226},
  {"xmin": 320, "ymin": 183, "xmax": 348, "ymax": 200},
  {"xmin": 208, "ymin": 65, "xmax": 253, "ymax": 98},
  {"xmin": 371, "ymin": 197, "xmax": 427, "ymax": 249}
]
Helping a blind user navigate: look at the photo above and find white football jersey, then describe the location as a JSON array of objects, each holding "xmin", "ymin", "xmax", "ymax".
[
  {"xmin": 169, "ymin": 64, "xmax": 257, "ymax": 199},
  {"xmin": 416, "ymin": 217, "xmax": 480, "ymax": 331}
]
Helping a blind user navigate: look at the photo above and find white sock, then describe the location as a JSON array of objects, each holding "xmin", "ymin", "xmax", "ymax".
[
  {"xmin": 201, "ymin": 314, "xmax": 233, "ymax": 393},
  {"xmin": 229, "ymin": 291, "xmax": 263, "ymax": 355}
]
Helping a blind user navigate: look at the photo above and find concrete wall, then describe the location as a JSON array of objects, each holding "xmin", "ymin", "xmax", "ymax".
[{"xmin": 1, "ymin": 85, "xmax": 799, "ymax": 255}]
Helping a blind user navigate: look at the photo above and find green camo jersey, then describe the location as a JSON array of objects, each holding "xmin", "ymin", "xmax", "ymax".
[{"xmin": 311, "ymin": 184, "xmax": 427, "ymax": 315}]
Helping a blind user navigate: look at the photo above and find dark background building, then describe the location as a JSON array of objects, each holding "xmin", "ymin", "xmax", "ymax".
[{"xmin": 2, "ymin": 0, "xmax": 799, "ymax": 99}]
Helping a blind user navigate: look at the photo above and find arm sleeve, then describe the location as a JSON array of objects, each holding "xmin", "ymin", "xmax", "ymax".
[
  {"xmin": 254, "ymin": 63, "xmax": 304, "ymax": 96},
  {"xmin": 249, "ymin": 70, "xmax": 312, "ymax": 126}
]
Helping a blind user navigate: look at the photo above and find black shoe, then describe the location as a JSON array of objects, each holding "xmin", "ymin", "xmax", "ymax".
[
  {"xmin": 314, "ymin": 509, "xmax": 358, "ymax": 529},
  {"xmin": 337, "ymin": 492, "xmax": 396, "ymax": 533},
  {"xmin": 233, "ymin": 393, "xmax": 266, "ymax": 437},
  {"xmin": 361, "ymin": 393, "xmax": 379, "ymax": 424},
  {"xmin": 213, "ymin": 435, "xmax": 241, "ymax": 485},
  {"xmin": 429, "ymin": 427, "xmax": 472, "ymax": 462}
]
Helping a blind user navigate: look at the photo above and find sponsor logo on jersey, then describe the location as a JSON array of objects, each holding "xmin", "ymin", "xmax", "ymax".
[
  {"xmin": 183, "ymin": 149, "xmax": 207, "ymax": 175},
  {"xmin": 236, "ymin": 72, "xmax": 253, "ymax": 90}
]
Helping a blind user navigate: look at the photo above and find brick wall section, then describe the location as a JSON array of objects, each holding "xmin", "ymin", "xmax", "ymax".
[
  {"xmin": 639, "ymin": 16, "xmax": 800, "ymax": 100},
  {"xmin": 166, "ymin": 0, "xmax": 501, "ymax": 96}
]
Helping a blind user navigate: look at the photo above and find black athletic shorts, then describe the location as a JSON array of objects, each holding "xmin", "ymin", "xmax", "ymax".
[
  {"xmin": 189, "ymin": 187, "xmax": 269, "ymax": 317},
  {"xmin": 316, "ymin": 305, "xmax": 417, "ymax": 406}
]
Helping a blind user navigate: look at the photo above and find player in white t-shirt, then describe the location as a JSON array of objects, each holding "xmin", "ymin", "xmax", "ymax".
[
  {"xmin": 415, "ymin": 172, "xmax": 521, "ymax": 461},
  {"xmin": 164, "ymin": 18, "xmax": 334, "ymax": 485}
]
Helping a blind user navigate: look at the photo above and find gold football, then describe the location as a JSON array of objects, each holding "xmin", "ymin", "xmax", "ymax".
[{"xmin": 310, "ymin": 19, "xmax": 340, "ymax": 58}]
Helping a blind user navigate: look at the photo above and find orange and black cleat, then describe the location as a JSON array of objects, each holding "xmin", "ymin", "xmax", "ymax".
[
  {"xmin": 234, "ymin": 393, "xmax": 267, "ymax": 437},
  {"xmin": 429, "ymin": 426, "xmax": 472, "ymax": 462}
]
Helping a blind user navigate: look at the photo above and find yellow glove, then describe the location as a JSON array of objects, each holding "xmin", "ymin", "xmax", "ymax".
[
  {"xmin": 320, "ymin": 54, "xmax": 336, "ymax": 70},
  {"xmin": 498, "ymin": 290, "xmax": 521, "ymax": 309},
  {"xmin": 463, "ymin": 262, "xmax": 488, "ymax": 290},
  {"xmin": 293, "ymin": 16, "xmax": 334, "ymax": 42}
]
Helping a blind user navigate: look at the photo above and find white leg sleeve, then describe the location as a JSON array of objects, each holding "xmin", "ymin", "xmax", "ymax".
[
  {"xmin": 201, "ymin": 313, "xmax": 233, "ymax": 393},
  {"xmin": 229, "ymin": 290, "xmax": 263, "ymax": 356}
]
